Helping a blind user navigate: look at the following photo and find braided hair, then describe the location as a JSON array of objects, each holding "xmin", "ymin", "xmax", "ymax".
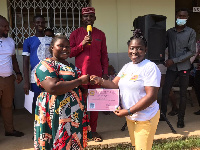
[{"xmin": 127, "ymin": 29, "xmax": 147, "ymax": 47}]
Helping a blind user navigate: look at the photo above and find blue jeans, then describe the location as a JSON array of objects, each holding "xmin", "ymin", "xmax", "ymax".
[{"xmin": 161, "ymin": 69, "xmax": 189, "ymax": 119}]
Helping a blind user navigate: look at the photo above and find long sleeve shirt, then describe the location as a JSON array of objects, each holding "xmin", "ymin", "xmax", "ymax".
[
  {"xmin": 166, "ymin": 26, "xmax": 196, "ymax": 71},
  {"xmin": 69, "ymin": 27, "xmax": 108, "ymax": 77}
]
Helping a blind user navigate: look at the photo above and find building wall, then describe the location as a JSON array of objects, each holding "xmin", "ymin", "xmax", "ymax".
[
  {"xmin": 0, "ymin": 0, "xmax": 8, "ymax": 19},
  {"xmin": 92, "ymin": 0, "xmax": 175, "ymax": 71}
]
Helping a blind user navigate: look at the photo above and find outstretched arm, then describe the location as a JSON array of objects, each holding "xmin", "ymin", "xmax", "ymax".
[
  {"xmin": 40, "ymin": 75, "xmax": 90, "ymax": 95},
  {"xmin": 90, "ymin": 75, "xmax": 119, "ymax": 89}
]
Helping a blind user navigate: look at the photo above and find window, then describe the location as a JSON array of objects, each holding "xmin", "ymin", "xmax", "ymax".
[{"xmin": 7, "ymin": 0, "xmax": 90, "ymax": 48}]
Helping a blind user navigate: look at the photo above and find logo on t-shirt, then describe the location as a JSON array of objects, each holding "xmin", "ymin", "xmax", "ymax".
[
  {"xmin": 120, "ymin": 73, "xmax": 126, "ymax": 79},
  {"xmin": 130, "ymin": 75, "xmax": 138, "ymax": 81}
]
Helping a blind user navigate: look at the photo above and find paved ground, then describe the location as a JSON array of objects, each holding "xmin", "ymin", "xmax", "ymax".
[{"xmin": 0, "ymin": 89, "xmax": 200, "ymax": 150}]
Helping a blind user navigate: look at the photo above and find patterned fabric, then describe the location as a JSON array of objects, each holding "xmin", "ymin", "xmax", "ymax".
[
  {"xmin": 22, "ymin": 36, "xmax": 52, "ymax": 83},
  {"xmin": 34, "ymin": 58, "xmax": 91, "ymax": 150},
  {"xmin": 82, "ymin": 7, "xmax": 95, "ymax": 14}
]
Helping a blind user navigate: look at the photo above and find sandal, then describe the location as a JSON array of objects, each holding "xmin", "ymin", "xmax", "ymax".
[{"xmin": 92, "ymin": 132, "xmax": 103, "ymax": 142}]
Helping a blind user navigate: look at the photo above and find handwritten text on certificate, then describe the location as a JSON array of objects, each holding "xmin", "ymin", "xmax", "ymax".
[{"xmin": 87, "ymin": 89, "xmax": 119, "ymax": 111}]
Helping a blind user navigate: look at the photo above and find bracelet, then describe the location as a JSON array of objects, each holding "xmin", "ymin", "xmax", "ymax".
[
  {"xmin": 100, "ymin": 78, "xmax": 104, "ymax": 85},
  {"xmin": 127, "ymin": 108, "xmax": 132, "ymax": 115},
  {"xmin": 16, "ymin": 72, "xmax": 22, "ymax": 75}
]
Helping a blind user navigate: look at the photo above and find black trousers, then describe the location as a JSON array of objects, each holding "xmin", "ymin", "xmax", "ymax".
[
  {"xmin": 161, "ymin": 69, "xmax": 189, "ymax": 119},
  {"xmin": 193, "ymin": 70, "xmax": 200, "ymax": 107}
]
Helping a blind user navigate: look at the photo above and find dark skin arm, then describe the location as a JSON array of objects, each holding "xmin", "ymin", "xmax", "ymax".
[
  {"xmin": 82, "ymin": 35, "xmax": 92, "ymax": 46},
  {"xmin": 23, "ymin": 55, "xmax": 30, "ymax": 95},
  {"xmin": 164, "ymin": 59, "xmax": 174, "ymax": 68},
  {"xmin": 114, "ymin": 86, "xmax": 159, "ymax": 117},
  {"xmin": 90, "ymin": 75, "xmax": 119, "ymax": 89},
  {"xmin": 12, "ymin": 54, "xmax": 23, "ymax": 84},
  {"xmin": 40, "ymin": 75, "xmax": 90, "ymax": 95}
]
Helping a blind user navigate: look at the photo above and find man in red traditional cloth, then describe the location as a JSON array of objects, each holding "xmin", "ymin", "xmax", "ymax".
[{"xmin": 69, "ymin": 7, "xmax": 108, "ymax": 142}]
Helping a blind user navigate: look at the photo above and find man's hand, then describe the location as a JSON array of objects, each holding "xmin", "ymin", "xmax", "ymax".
[
  {"xmin": 23, "ymin": 81, "xmax": 30, "ymax": 95},
  {"xmin": 82, "ymin": 35, "xmax": 92, "ymax": 46},
  {"xmin": 16, "ymin": 74, "xmax": 23, "ymax": 84},
  {"xmin": 164, "ymin": 59, "xmax": 174, "ymax": 68}
]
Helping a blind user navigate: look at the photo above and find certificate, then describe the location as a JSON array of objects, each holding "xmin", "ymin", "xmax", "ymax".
[
  {"xmin": 24, "ymin": 90, "xmax": 34, "ymax": 114},
  {"xmin": 87, "ymin": 89, "xmax": 119, "ymax": 111}
]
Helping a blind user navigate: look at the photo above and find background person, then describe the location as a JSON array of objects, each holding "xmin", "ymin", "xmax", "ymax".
[
  {"xmin": 190, "ymin": 40, "xmax": 200, "ymax": 115},
  {"xmin": 34, "ymin": 35, "xmax": 91, "ymax": 149},
  {"xmin": 69, "ymin": 7, "xmax": 108, "ymax": 142},
  {"xmin": 90, "ymin": 29, "xmax": 161, "ymax": 150},
  {"xmin": 0, "ymin": 15, "xmax": 24, "ymax": 137},
  {"xmin": 44, "ymin": 28, "xmax": 55, "ymax": 37},
  {"xmin": 22, "ymin": 15, "xmax": 52, "ymax": 112},
  {"xmin": 157, "ymin": 50, "xmax": 178, "ymax": 116},
  {"xmin": 160, "ymin": 8, "xmax": 196, "ymax": 128}
]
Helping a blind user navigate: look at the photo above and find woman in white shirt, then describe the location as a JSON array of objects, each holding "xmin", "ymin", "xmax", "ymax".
[{"xmin": 90, "ymin": 29, "xmax": 161, "ymax": 150}]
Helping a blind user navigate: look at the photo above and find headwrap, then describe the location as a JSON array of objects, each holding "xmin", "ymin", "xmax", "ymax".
[{"xmin": 82, "ymin": 7, "xmax": 95, "ymax": 14}]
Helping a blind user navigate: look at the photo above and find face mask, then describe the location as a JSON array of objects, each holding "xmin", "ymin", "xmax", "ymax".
[{"xmin": 176, "ymin": 19, "xmax": 187, "ymax": 26}]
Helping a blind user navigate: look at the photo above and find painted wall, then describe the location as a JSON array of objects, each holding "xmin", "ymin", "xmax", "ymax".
[
  {"xmin": 0, "ymin": 0, "xmax": 8, "ymax": 19},
  {"xmin": 92, "ymin": 0, "xmax": 175, "ymax": 71}
]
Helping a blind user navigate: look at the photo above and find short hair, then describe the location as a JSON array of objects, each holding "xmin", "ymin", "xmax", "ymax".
[
  {"xmin": 33, "ymin": 14, "xmax": 45, "ymax": 22},
  {"xmin": 0, "ymin": 15, "xmax": 6, "ymax": 20},
  {"xmin": 0, "ymin": 15, "xmax": 7, "ymax": 22},
  {"xmin": 49, "ymin": 35, "xmax": 69, "ymax": 54},
  {"xmin": 44, "ymin": 28, "xmax": 54, "ymax": 36},
  {"xmin": 127, "ymin": 29, "xmax": 147, "ymax": 47},
  {"xmin": 176, "ymin": 8, "xmax": 189, "ymax": 15},
  {"xmin": 44, "ymin": 28, "xmax": 54, "ymax": 33}
]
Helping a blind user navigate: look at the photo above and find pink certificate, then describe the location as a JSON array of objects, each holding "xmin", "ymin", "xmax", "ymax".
[{"xmin": 87, "ymin": 89, "xmax": 119, "ymax": 111}]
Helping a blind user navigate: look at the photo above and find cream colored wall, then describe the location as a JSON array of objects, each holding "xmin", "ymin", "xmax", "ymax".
[
  {"xmin": 0, "ymin": 0, "xmax": 8, "ymax": 19},
  {"xmin": 92, "ymin": 0, "xmax": 175, "ymax": 53}
]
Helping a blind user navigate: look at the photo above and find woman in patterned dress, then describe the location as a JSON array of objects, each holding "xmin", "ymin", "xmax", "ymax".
[{"xmin": 34, "ymin": 35, "xmax": 91, "ymax": 150}]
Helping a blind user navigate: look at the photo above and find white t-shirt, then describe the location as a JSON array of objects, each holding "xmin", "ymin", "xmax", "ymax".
[
  {"xmin": 0, "ymin": 37, "xmax": 15, "ymax": 77},
  {"xmin": 117, "ymin": 59, "xmax": 161, "ymax": 121}
]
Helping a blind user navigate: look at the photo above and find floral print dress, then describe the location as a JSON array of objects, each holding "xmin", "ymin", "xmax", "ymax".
[{"xmin": 34, "ymin": 58, "xmax": 91, "ymax": 150}]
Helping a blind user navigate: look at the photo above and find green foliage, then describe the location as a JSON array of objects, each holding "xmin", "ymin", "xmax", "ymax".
[
  {"xmin": 85, "ymin": 136, "xmax": 200, "ymax": 150},
  {"xmin": 152, "ymin": 136, "xmax": 200, "ymax": 150}
]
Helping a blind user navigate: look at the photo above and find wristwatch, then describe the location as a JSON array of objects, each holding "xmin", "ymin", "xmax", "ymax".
[{"xmin": 127, "ymin": 108, "xmax": 132, "ymax": 115}]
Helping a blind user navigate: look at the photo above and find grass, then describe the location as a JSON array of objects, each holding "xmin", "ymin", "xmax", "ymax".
[{"xmin": 85, "ymin": 136, "xmax": 200, "ymax": 150}]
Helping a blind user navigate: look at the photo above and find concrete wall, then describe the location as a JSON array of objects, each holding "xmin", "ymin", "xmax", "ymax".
[
  {"xmin": 0, "ymin": 0, "xmax": 8, "ymax": 19},
  {"xmin": 0, "ymin": 0, "xmax": 175, "ymax": 109}
]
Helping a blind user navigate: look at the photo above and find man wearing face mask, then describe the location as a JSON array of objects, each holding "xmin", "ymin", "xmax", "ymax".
[{"xmin": 160, "ymin": 8, "xmax": 196, "ymax": 128}]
